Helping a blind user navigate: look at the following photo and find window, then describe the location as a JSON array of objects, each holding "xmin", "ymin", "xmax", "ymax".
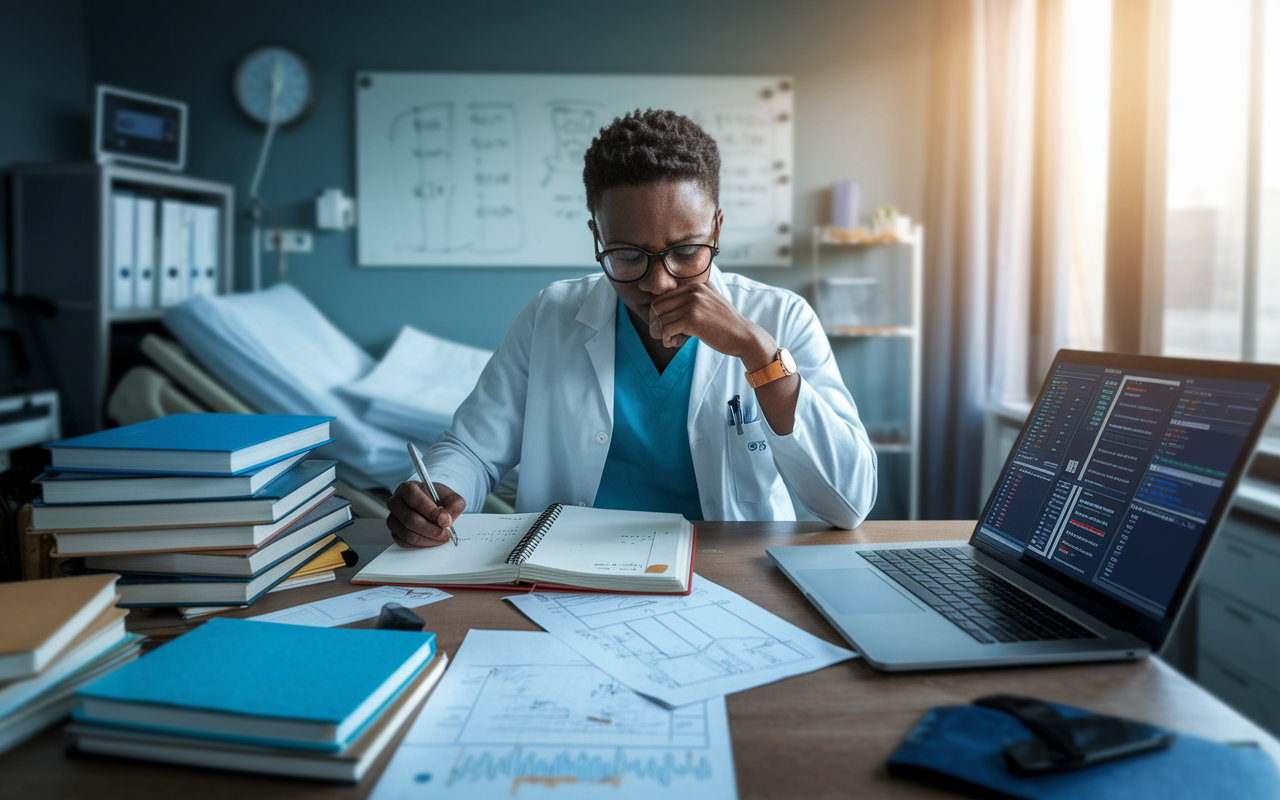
[{"xmin": 1162, "ymin": 0, "xmax": 1277, "ymax": 367}]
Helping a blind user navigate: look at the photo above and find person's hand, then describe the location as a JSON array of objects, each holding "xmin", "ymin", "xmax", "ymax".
[
  {"xmin": 386, "ymin": 481, "xmax": 466, "ymax": 548},
  {"xmin": 647, "ymin": 282, "xmax": 777, "ymax": 369}
]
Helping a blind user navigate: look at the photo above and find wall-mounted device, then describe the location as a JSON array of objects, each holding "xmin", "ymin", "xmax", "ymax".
[
  {"xmin": 316, "ymin": 188, "xmax": 356, "ymax": 231},
  {"xmin": 94, "ymin": 85, "xmax": 187, "ymax": 171}
]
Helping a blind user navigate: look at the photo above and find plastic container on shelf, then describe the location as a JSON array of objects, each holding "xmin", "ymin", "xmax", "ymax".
[{"xmin": 816, "ymin": 276, "xmax": 888, "ymax": 328}]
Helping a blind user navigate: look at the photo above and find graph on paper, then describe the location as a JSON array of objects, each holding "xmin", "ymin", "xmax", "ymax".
[
  {"xmin": 370, "ymin": 630, "xmax": 736, "ymax": 800},
  {"xmin": 506, "ymin": 575, "xmax": 855, "ymax": 708}
]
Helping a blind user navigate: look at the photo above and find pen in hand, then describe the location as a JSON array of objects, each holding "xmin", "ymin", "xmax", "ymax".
[{"xmin": 406, "ymin": 443, "xmax": 459, "ymax": 547}]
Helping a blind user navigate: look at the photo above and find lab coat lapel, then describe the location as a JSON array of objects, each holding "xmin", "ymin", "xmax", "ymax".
[
  {"xmin": 689, "ymin": 266, "xmax": 730, "ymax": 419},
  {"xmin": 576, "ymin": 276, "xmax": 618, "ymax": 421}
]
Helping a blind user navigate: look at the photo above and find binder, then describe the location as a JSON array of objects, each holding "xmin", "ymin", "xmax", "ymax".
[
  {"xmin": 109, "ymin": 192, "xmax": 135, "ymax": 310},
  {"xmin": 189, "ymin": 205, "xmax": 220, "ymax": 297},
  {"xmin": 134, "ymin": 196, "xmax": 157, "ymax": 309},
  {"xmin": 158, "ymin": 200, "xmax": 191, "ymax": 307}
]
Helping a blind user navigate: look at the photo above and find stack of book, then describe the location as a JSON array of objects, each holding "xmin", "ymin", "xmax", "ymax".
[
  {"xmin": 33, "ymin": 414, "xmax": 355, "ymax": 611},
  {"xmin": 70, "ymin": 617, "xmax": 447, "ymax": 782},
  {"xmin": 0, "ymin": 575, "xmax": 143, "ymax": 754}
]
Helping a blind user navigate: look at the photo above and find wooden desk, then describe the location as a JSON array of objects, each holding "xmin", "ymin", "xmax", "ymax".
[{"xmin": 4, "ymin": 519, "xmax": 1277, "ymax": 798}]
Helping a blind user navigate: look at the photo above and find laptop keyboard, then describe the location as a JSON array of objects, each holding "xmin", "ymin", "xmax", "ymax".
[{"xmin": 858, "ymin": 547, "xmax": 1099, "ymax": 645}]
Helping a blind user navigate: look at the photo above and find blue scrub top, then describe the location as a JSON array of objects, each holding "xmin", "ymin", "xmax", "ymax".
[{"xmin": 594, "ymin": 299, "xmax": 704, "ymax": 521}]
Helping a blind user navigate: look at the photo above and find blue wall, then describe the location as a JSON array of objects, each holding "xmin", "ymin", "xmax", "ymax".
[
  {"xmin": 0, "ymin": 0, "xmax": 89, "ymax": 295},
  {"xmin": 82, "ymin": 0, "xmax": 934, "ymax": 356}
]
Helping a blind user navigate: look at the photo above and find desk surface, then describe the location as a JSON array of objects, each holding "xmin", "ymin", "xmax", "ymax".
[{"xmin": 5, "ymin": 519, "xmax": 1277, "ymax": 798}]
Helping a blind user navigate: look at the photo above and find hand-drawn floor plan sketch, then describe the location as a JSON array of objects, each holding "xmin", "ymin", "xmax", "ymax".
[
  {"xmin": 371, "ymin": 630, "xmax": 736, "ymax": 800},
  {"xmin": 506, "ymin": 575, "xmax": 855, "ymax": 708}
]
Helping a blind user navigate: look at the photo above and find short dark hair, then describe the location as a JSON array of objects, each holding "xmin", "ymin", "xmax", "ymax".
[{"xmin": 582, "ymin": 109, "xmax": 720, "ymax": 213}]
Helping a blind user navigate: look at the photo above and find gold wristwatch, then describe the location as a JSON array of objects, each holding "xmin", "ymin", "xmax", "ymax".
[{"xmin": 745, "ymin": 347, "xmax": 797, "ymax": 388}]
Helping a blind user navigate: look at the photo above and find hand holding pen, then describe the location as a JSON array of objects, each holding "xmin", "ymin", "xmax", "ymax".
[
  {"xmin": 407, "ymin": 443, "xmax": 459, "ymax": 546},
  {"xmin": 385, "ymin": 443, "xmax": 466, "ymax": 549}
]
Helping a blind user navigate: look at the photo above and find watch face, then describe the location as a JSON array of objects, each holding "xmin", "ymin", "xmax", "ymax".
[
  {"xmin": 235, "ymin": 46, "xmax": 314, "ymax": 126},
  {"xmin": 780, "ymin": 348, "xmax": 797, "ymax": 374}
]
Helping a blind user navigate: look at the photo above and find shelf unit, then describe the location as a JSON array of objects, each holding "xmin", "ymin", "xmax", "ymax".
[
  {"xmin": 811, "ymin": 224, "xmax": 923, "ymax": 519},
  {"xmin": 10, "ymin": 163, "xmax": 234, "ymax": 436}
]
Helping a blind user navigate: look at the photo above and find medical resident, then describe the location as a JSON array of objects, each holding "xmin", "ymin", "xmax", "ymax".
[{"xmin": 387, "ymin": 109, "xmax": 877, "ymax": 548}]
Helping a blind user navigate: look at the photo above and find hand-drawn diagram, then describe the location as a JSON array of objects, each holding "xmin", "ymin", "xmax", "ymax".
[
  {"xmin": 357, "ymin": 73, "xmax": 795, "ymax": 268},
  {"xmin": 388, "ymin": 102, "xmax": 523, "ymax": 255},
  {"xmin": 370, "ymin": 630, "xmax": 735, "ymax": 800},
  {"xmin": 543, "ymin": 101, "xmax": 599, "ymax": 226},
  {"xmin": 506, "ymin": 575, "xmax": 855, "ymax": 708}
]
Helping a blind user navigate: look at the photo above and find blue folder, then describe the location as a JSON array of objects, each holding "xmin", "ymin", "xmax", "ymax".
[{"xmin": 887, "ymin": 701, "xmax": 1280, "ymax": 799}]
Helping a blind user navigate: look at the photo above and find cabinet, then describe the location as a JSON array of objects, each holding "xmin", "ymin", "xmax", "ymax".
[
  {"xmin": 810, "ymin": 225, "xmax": 923, "ymax": 519},
  {"xmin": 10, "ymin": 164, "xmax": 234, "ymax": 436}
]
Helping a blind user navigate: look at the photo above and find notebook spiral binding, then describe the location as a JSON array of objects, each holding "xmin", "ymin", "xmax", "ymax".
[{"xmin": 505, "ymin": 503, "xmax": 563, "ymax": 564}]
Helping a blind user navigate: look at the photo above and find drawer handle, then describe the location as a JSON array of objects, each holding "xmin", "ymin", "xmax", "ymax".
[
  {"xmin": 1225, "ymin": 605, "xmax": 1254, "ymax": 625},
  {"xmin": 1225, "ymin": 544, "xmax": 1255, "ymax": 560}
]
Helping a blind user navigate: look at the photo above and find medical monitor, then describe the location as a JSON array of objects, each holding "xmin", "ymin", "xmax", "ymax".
[{"xmin": 95, "ymin": 85, "xmax": 187, "ymax": 171}]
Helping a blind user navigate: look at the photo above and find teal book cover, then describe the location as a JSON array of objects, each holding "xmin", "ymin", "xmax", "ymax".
[
  {"xmin": 76, "ymin": 618, "xmax": 435, "ymax": 742},
  {"xmin": 46, "ymin": 414, "xmax": 334, "ymax": 454}
]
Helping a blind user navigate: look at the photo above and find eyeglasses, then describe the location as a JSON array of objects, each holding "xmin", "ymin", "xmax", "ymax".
[{"xmin": 592, "ymin": 215, "xmax": 721, "ymax": 283}]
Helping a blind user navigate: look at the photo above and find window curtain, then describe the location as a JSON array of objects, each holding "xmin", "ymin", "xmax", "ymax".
[{"xmin": 921, "ymin": 0, "xmax": 1037, "ymax": 519}]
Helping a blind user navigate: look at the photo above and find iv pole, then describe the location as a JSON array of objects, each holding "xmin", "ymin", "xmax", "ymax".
[{"xmin": 248, "ymin": 59, "xmax": 284, "ymax": 292}]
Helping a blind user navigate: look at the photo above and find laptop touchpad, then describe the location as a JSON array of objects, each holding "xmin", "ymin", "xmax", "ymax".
[{"xmin": 797, "ymin": 568, "xmax": 924, "ymax": 615}]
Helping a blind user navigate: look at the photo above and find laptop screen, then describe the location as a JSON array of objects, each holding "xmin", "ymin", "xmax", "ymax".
[{"xmin": 973, "ymin": 353, "xmax": 1277, "ymax": 640}]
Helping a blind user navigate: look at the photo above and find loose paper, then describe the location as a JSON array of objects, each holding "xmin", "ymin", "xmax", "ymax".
[
  {"xmin": 506, "ymin": 574, "xmax": 856, "ymax": 708},
  {"xmin": 248, "ymin": 585, "xmax": 451, "ymax": 628},
  {"xmin": 370, "ymin": 630, "xmax": 736, "ymax": 800}
]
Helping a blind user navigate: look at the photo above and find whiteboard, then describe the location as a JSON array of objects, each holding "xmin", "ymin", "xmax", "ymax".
[{"xmin": 355, "ymin": 72, "xmax": 794, "ymax": 268}]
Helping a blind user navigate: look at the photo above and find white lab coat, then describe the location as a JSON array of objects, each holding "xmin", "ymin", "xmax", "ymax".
[{"xmin": 423, "ymin": 266, "xmax": 878, "ymax": 528}]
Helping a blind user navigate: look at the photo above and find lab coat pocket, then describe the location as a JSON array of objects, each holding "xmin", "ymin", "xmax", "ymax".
[{"xmin": 727, "ymin": 419, "xmax": 779, "ymax": 504}]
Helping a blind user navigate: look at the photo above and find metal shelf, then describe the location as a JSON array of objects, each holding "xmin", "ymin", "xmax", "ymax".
[
  {"xmin": 823, "ymin": 325, "xmax": 917, "ymax": 338},
  {"xmin": 813, "ymin": 223, "xmax": 923, "ymax": 520}
]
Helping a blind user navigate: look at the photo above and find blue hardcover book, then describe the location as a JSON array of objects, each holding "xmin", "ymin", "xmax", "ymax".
[
  {"xmin": 36, "ymin": 451, "xmax": 309, "ymax": 505},
  {"xmin": 76, "ymin": 617, "xmax": 437, "ymax": 751},
  {"xmin": 887, "ymin": 701, "xmax": 1280, "ymax": 799},
  {"xmin": 45, "ymin": 414, "xmax": 335, "ymax": 475},
  {"xmin": 31, "ymin": 459, "xmax": 337, "ymax": 531}
]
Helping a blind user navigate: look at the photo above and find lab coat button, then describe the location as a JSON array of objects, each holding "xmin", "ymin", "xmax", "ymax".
[{"xmin": 595, "ymin": 432, "xmax": 608, "ymax": 444}]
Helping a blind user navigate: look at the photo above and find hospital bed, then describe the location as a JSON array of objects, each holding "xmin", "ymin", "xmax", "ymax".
[{"xmin": 105, "ymin": 284, "xmax": 516, "ymax": 518}]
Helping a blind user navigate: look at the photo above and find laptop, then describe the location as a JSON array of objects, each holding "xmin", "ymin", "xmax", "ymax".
[{"xmin": 768, "ymin": 349, "xmax": 1280, "ymax": 671}]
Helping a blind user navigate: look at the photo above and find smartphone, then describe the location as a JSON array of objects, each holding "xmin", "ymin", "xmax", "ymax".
[{"xmin": 1004, "ymin": 715, "xmax": 1175, "ymax": 775}]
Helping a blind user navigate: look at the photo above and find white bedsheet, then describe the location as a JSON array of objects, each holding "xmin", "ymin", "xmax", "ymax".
[
  {"xmin": 340, "ymin": 325, "xmax": 493, "ymax": 447},
  {"xmin": 163, "ymin": 285, "xmax": 411, "ymax": 490}
]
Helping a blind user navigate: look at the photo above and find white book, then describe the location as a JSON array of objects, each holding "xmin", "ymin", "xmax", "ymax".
[
  {"xmin": 109, "ymin": 192, "xmax": 135, "ymax": 310},
  {"xmin": 134, "ymin": 196, "xmax": 157, "ymax": 309},
  {"xmin": 189, "ymin": 204, "xmax": 220, "ymax": 297},
  {"xmin": 84, "ymin": 496, "xmax": 352, "ymax": 577},
  {"xmin": 158, "ymin": 199, "xmax": 191, "ymax": 307},
  {"xmin": 352, "ymin": 504, "xmax": 695, "ymax": 594},
  {"xmin": 53, "ymin": 488, "xmax": 336, "ymax": 556}
]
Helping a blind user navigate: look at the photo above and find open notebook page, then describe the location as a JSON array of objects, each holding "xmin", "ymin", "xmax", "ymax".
[
  {"xmin": 519, "ymin": 506, "xmax": 692, "ymax": 592},
  {"xmin": 352, "ymin": 512, "xmax": 541, "ymax": 584}
]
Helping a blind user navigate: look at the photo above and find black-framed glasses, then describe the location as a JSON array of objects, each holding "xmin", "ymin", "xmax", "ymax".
[
  {"xmin": 595, "ymin": 243, "xmax": 719, "ymax": 283},
  {"xmin": 592, "ymin": 214, "xmax": 721, "ymax": 283}
]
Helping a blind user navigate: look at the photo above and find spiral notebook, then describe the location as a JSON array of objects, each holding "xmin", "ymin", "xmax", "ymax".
[{"xmin": 351, "ymin": 505, "xmax": 695, "ymax": 594}]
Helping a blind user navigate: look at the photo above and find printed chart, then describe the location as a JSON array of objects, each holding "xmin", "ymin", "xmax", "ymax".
[{"xmin": 371, "ymin": 630, "xmax": 735, "ymax": 800}]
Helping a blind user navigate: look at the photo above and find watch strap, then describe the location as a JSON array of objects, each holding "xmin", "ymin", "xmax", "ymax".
[{"xmin": 745, "ymin": 349, "xmax": 791, "ymax": 389}]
